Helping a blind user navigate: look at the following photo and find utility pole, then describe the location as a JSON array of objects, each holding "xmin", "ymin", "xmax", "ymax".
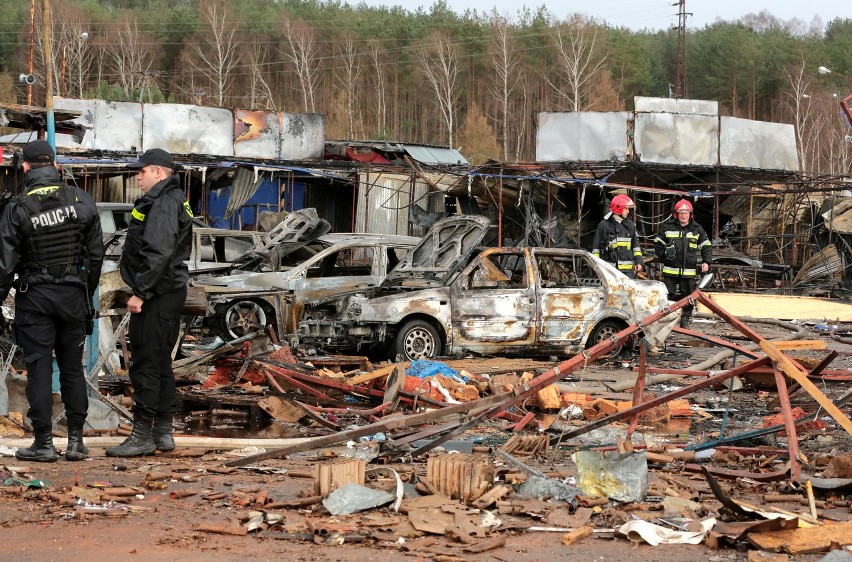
[
  {"xmin": 42, "ymin": 0, "xmax": 55, "ymax": 149},
  {"xmin": 674, "ymin": 0, "xmax": 690, "ymax": 98},
  {"xmin": 27, "ymin": 0, "xmax": 35, "ymax": 106}
]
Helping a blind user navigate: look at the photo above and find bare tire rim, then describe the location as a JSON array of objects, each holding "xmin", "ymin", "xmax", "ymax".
[
  {"xmin": 403, "ymin": 327, "xmax": 435, "ymax": 359},
  {"xmin": 594, "ymin": 324, "xmax": 619, "ymax": 345},
  {"xmin": 225, "ymin": 302, "xmax": 267, "ymax": 338}
]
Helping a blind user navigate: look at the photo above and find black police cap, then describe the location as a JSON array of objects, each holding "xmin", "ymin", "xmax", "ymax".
[
  {"xmin": 128, "ymin": 148, "xmax": 174, "ymax": 169},
  {"xmin": 22, "ymin": 140, "xmax": 55, "ymax": 163}
]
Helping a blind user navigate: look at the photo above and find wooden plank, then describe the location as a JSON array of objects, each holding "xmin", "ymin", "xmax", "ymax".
[
  {"xmin": 348, "ymin": 362, "xmax": 408, "ymax": 385},
  {"xmin": 760, "ymin": 340, "xmax": 852, "ymax": 437},
  {"xmin": 747, "ymin": 520, "xmax": 852, "ymax": 554},
  {"xmin": 770, "ymin": 341, "xmax": 827, "ymax": 351},
  {"xmin": 696, "ymin": 292, "xmax": 852, "ymax": 321}
]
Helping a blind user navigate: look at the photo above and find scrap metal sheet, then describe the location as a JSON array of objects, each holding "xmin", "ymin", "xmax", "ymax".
[
  {"xmin": 279, "ymin": 113, "xmax": 325, "ymax": 160},
  {"xmin": 233, "ymin": 110, "xmax": 324, "ymax": 160},
  {"xmin": 536, "ymin": 111, "xmax": 630, "ymax": 162},
  {"xmin": 54, "ymin": 98, "xmax": 145, "ymax": 152},
  {"xmin": 403, "ymin": 145, "xmax": 468, "ymax": 165},
  {"xmin": 719, "ymin": 117, "xmax": 799, "ymax": 171},
  {"xmin": 234, "ymin": 109, "xmax": 281, "ymax": 159},
  {"xmin": 634, "ymin": 112, "xmax": 718, "ymax": 166},
  {"xmin": 634, "ymin": 96, "xmax": 719, "ymax": 115},
  {"xmin": 142, "ymin": 103, "xmax": 234, "ymax": 156}
]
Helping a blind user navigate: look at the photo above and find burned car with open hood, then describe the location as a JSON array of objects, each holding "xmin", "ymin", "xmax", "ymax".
[
  {"xmin": 297, "ymin": 216, "xmax": 679, "ymax": 361},
  {"xmin": 193, "ymin": 211, "xmax": 419, "ymax": 340}
]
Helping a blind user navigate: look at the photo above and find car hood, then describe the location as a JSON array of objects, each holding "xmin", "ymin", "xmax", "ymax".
[
  {"xmin": 236, "ymin": 208, "xmax": 331, "ymax": 267},
  {"xmin": 383, "ymin": 215, "xmax": 491, "ymax": 287}
]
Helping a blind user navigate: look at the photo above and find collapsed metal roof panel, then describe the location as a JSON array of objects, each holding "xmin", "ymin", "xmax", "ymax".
[{"xmin": 403, "ymin": 144, "xmax": 468, "ymax": 165}]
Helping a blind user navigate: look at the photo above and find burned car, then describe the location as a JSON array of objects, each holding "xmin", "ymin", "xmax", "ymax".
[
  {"xmin": 297, "ymin": 216, "xmax": 678, "ymax": 360},
  {"xmin": 195, "ymin": 233, "xmax": 419, "ymax": 339}
]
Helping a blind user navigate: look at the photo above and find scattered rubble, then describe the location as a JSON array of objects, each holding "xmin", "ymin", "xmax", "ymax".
[{"xmin": 1, "ymin": 287, "xmax": 852, "ymax": 560}]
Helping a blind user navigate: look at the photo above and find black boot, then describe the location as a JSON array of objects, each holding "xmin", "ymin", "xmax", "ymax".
[
  {"xmin": 152, "ymin": 414, "xmax": 175, "ymax": 452},
  {"xmin": 15, "ymin": 429, "xmax": 58, "ymax": 463},
  {"xmin": 65, "ymin": 425, "xmax": 89, "ymax": 461},
  {"xmin": 680, "ymin": 314, "xmax": 691, "ymax": 329},
  {"xmin": 106, "ymin": 417, "xmax": 156, "ymax": 457}
]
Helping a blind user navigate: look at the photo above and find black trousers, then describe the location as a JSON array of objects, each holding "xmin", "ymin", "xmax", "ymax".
[
  {"xmin": 663, "ymin": 275, "xmax": 697, "ymax": 316},
  {"xmin": 128, "ymin": 287, "xmax": 186, "ymax": 419},
  {"xmin": 15, "ymin": 284, "xmax": 88, "ymax": 432}
]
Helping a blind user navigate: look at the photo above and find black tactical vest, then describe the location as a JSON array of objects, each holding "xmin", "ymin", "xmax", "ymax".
[{"xmin": 17, "ymin": 185, "xmax": 84, "ymax": 278}]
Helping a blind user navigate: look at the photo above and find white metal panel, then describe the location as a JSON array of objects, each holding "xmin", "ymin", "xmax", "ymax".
[
  {"xmin": 55, "ymin": 98, "xmax": 143, "ymax": 152},
  {"xmin": 634, "ymin": 112, "xmax": 718, "ymax": 166},
  {"xmin": 142, "ymin": 103, "xmax": 234, "ymax": 156},
  {"xmin": 719, "ymin": 117, "xmax": 799, "ymax": 171},
  {"xmin": 280, "ymin": 113, "xmax": 325, "ymax": 160},
  {"xmin": 536, "ymin": 111, "xmax": 630, "ymax": 162}
]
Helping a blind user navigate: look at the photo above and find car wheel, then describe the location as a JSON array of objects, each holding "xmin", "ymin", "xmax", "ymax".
[
  {"xmin": 392, "ymin": 319, "xmax": 442, "ymax": 361},
  {"xmin": 587, "ymin": 319, "xmax": 626, "ymax": 358},
  {"xmin": 222, "ymin": 300, "xmax": 271, "ymax": 339}
]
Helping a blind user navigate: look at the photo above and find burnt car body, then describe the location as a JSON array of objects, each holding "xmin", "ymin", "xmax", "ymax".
[
  {"xmin": 297, "ymin": 216, "xmax": 678, "ymax": 360},
  {"xmin": 195, "ymin": 233, "xmax": 419, "ymax": 339}
]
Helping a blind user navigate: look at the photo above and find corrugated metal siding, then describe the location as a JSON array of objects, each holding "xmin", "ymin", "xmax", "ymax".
[
  {"xmin": 355, "ymin": 173, "xmax": 430, "ymax": 236},
  {"xmin": 403, "ymin": 145, "xmax": 468, "ymax": 165}
]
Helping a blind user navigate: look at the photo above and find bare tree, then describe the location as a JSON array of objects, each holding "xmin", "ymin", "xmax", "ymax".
[
  {"xmin": 334, "ymin": 33, "xmax": 360, "ymax": 139},
  {"xmin": 487, "ymin": 14, "xmax": 520, "ymax": 161},
  {"xmin": 782, "ymin": 59, "xmax": 816, "ymax": 171},
  {"xmin": 190, "ymin": 0, "xmax": 240, "ymax": 107},
  {"xmin": 49, "ymin": 4, "xmax": 92, "ymax": 98},
  {"xmin": 367, "ymin": 39, "xmax": 388, "ymax": 137},
  {"xmin": 280, "ymin": 17, "xmax": 320, "ymax": 113},
  {"xmin": 106, "ymin": 12, "xmax": 155, "ymax": 98},
  {"xmin": 546, "ymin": 15, "xmax": 607, "ymax": 111},
  {"xmin": 417, "ymin": 31, "xmax": 460, "ymax": 147},
  {"xmin": 243, "ymin": 42, "xmax": 277, "ymax": 111}
]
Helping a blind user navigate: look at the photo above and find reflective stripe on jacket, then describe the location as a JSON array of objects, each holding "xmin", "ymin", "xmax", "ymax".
[
  {"xmin": 653, "ymin": 217, "xmax": 711, "ymax": 278},
  {"xmin": 591, "ymin": 215, "xmax": 643, "ymax": 273}
]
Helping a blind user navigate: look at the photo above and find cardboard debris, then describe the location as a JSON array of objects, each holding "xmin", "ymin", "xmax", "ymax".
[{"xmin": 747, "ymin": 521, "xmax": 852, "ymax": 554}]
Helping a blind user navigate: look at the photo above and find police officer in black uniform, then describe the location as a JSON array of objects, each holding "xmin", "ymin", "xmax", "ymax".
[
  {"xmin": 0, "ymin": 140, "xmax": 104, "ymax": 462},
  {"xmin": 106, "ymin": 148, "xmax": 192, "ymax": 457}
]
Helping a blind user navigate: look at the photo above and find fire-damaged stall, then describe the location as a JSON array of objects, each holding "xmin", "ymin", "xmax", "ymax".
[{"xmin": 416, "ymin": 96, "xmax": 851, "ymax": 295}]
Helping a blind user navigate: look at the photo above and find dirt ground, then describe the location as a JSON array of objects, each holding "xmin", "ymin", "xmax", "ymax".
[{"xmin": 1, "ymin": 316, "xmax": 851, "ymax": 561}]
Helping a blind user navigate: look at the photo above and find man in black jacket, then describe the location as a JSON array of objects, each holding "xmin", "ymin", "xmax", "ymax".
[
  {"xmin": 0, "ymin": 140, "xmax": 104, "ymax": 462},
  {"xmin": 107, "ymin": 148, "xmax": 193, "ymax": 457},
  {"xmin": 653, "ymin": 199, "xmax": 712, "ymax": 328}
]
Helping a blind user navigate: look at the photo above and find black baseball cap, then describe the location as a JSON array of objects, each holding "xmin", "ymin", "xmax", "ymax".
[
  {"xmin": 22, "ymin": 140, "xmax": 55, "ymax": 163},
  {"xmin": 128, "ymin": 148, "xmax": 174, "ymax": 169}
]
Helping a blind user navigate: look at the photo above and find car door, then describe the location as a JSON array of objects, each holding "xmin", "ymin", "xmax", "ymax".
[
  {"xmin": 534, "ymin": 250, "xmax": 606, "ymax": 345},
  {"xmin": 449, "ymin": 248, "xmax": 536, "ymax": 353}
]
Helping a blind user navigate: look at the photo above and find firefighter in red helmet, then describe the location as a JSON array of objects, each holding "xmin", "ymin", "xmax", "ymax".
[
  {"xmin": 654, "ymin": 199, "xmax": 712, "ymax": 328},
  {"xmin": 591, "ymin": 194, "xmax": 644, "ymax": 278}
]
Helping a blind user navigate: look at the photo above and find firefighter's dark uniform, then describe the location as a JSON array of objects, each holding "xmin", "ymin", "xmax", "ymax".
[
  {"xmin": 591, "ymin": 214, "xmax": 643, "ymax": 278},
  {"xmin": 653, "ymin": 217, "xmax": 712, "ymax": 324},
  {"xmin": 0, "ymin": 163, "xmax": 104, "ymax": 461},
  {"xmin": 119, "ymin": 174, "xmax": 193, "ymax": 423}
]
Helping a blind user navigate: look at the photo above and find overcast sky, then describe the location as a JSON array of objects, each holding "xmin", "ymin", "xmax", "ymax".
[{"xmin": 354, "ymin": 0, "xmax": 844, "ymax": 31}]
